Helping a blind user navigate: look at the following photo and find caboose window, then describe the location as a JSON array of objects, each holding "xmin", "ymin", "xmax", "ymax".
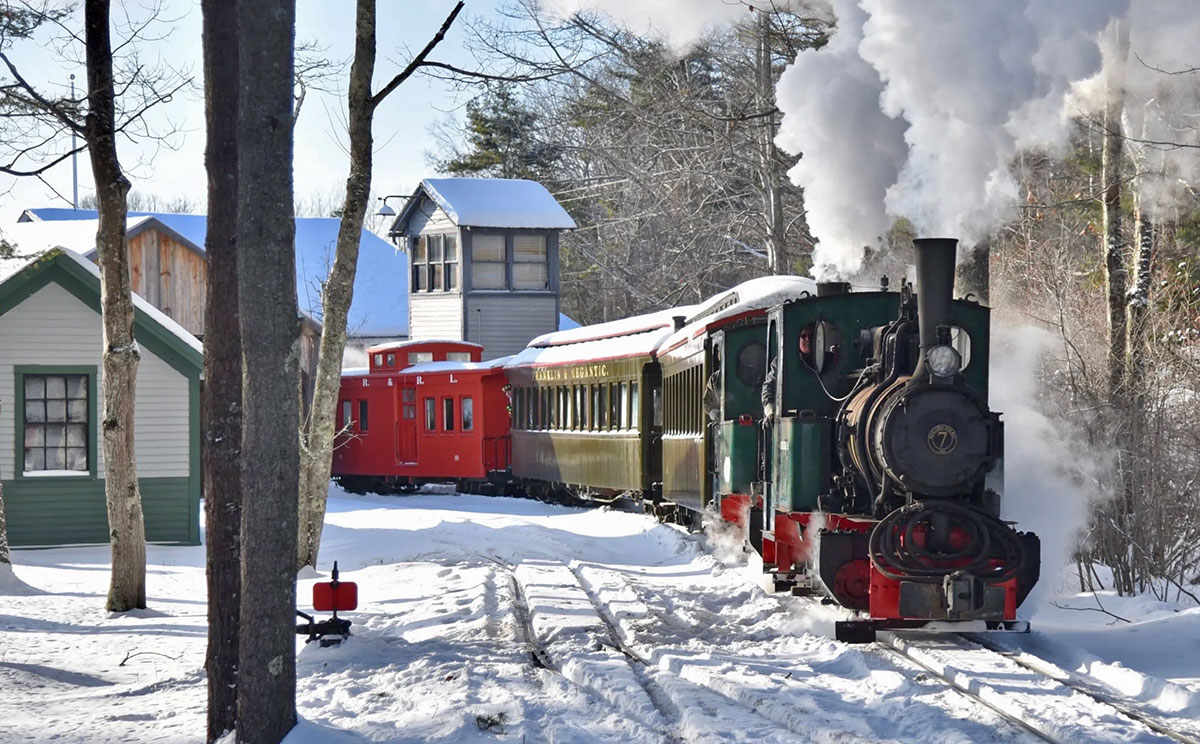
[
  {"xmin": 443, "ymin": 398, "xmax": 455, "ymax": 431},
  {"xmin": 446, "ymin": 351, "xmax": 471, "ymax": 362},
  {"xmin": 386, "ymin": 353, "xmax": 395, "ymax": 367},
  {"xmin": 409, "ymin": 351, "xmax": 433, "ymax": 364},
  {"xmin": 373, "ymin": 353, "xmax": 383, "ymax": 367},
  {"xmin": 462, "ymin": 397, "xmax": 474, "ymax": 431},
  {"xmin": 424, "ymin": 398, "xmax": 436, "ymax": 431},
  {"xmin": 358, "ymin": 400, "xmax": 368, "ymax": 432},
  {"xmin": 341, "ymin": 400, "xmax": 352, "ymax": 430}
]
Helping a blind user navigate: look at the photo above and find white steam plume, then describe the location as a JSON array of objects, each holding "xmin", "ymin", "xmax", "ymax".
[
  {"xmin": 990, "ymin": 324, "xmax": 1112, "ymax": 605},
  {"xmin": 775, "ymin": 0, "xmax": 907, "ymax": 279},
  {"xmin": 858, "ymin": 0, "xmax": 1123, "ymax": 244}
]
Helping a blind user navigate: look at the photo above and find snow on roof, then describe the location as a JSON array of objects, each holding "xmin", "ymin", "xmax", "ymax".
[
  {"xmin": 404, "ymin": 357, "xmax": 512, "ymax": 374},
  {"xmin": 527, "ymin": 305, "xmax": 698, "ymax": 348},
  {"xmin": 8, "ymin": 210, "xmax": 408, "ymax": 337},
  {"xmin": 368, "ymin": 339, "xmax": 483, "ymax": 353},
  {"xmin": 410, "ymin": 178, "xmax": 576, "ymax": 230},
  {"xmin": 661, "ymin": 275, "xmax": 819, "ymax": 349},
  {"xmin": 0, "ymin": 247, "xmax": 202, "ymax": 355}
]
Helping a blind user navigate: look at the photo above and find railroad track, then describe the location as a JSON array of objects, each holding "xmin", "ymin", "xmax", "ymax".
[{"xmin": 877, "ymin": 631, "xmax": 1196, "ymax": 744}]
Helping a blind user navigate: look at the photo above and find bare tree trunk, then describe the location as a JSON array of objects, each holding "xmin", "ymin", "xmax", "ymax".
[
  {"xmin": 201, "ymin": 0, "xmax": 241, "ymax": 739},
  {"xmin": 756, "ymin": 9, "xmax": 785, "ymax": 275},
  {"xmin": 1100, "ymin": 20, "xmax": 1132, "ymax": 595},
  {"xmin": 296, "ymin": 0, "xmax": 464, "ymax": 569},
  {"xmin": 235, "ymin": 0, "xmax": 298, "ymax": 741},
  {"xmin": 297, "ymin": 0, "xmax": 376, "ymax": 570},
  {"xmin": 85, "ymin": 0, "xmax": 145, "ymax": 613}
]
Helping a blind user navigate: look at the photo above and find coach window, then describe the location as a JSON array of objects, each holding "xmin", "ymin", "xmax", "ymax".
[
  {"xmin": 630, "ymin": 382, "xmax": 639, "ymax": 431},
  {"xmin": 358, "ymin": 400, "xmax": 369, "ymax": 432},
  {"xmin": 341, "ymin": 400, "xmax": 352, "ymax": 430},
  {"xmin": 598, "ymin": 384, "xmax": 609, "ymax": 430},
  {"xmin": 472, "ymin": 234, "xmax": 507, "ymax": 289},
  {"xmin": 617, "ymin": 382, "xmax": 628, "ymax": 429},
  {"xmin": 512, "ymin": 234, "xmax": 548, "ymax": 290},
  {"xmin": 462, "ymin": 397, "xmax": 474, "ymax": 431},
  {"xmin": 443, "ymin": 397, "xmax": 455, "ymax": 431},
  {"xmin": 590, "ymin": 385, "xmax": 600, "ymax": 430},
  {"xmin": 424, "ymin": 398, "xmax": 436, "ymax": 431},
  {"xmin": 652, "ymin": 386, "xmax": 663, "ymax": 428},
  {"xmin": 529, "ymin": 388, "xmax": 538, "ymax": 429}
]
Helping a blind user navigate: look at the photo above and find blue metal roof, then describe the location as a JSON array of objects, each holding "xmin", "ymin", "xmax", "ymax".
[{"xmin": 19, "ymin": 208, "xmax": 408, "ymax": 337}]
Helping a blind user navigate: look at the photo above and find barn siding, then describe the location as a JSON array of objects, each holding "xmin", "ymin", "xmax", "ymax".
[
  {"xmin": 465, "ymin": 294, "xmax": 557, "ymax": 360},
  {"xmin": 128, "ymin": 230, "xmax": 207, "ymax": 336},
  {"xmin": 0, "ymin": 273, "xmax": 199, "ymax": 545}
]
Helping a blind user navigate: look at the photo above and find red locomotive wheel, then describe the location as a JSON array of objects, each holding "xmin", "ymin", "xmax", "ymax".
[{"xmin": 832, "ymin": 559, "xmax": 870, "ymax": 610}]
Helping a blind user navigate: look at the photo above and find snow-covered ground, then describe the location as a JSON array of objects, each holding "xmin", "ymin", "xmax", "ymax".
[{"xmin": 1, "ymin": 485, "xmax": 1198, "ymax": 743}]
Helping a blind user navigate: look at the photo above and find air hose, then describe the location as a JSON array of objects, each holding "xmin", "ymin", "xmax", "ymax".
[{"xmin": 868, "ymin": 500, "xmax": 1025, "ymax": 584}]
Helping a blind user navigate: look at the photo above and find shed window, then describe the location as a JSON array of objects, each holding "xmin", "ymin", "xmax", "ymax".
[
  {"xmin": 22, "ymin": 373, "xmax": 90, "ymax": 473},
  {"xmin": 472, "ymin": 234, "xmax": 507, "ymax": 289},
  {"xmin": 462, "ymin": 397, "xmax": 474, "ymax": 431},
  {"xmin": 513, "ymin": 234, "xmax": 548, "ymax": 290},
  {"xmin": 443, "ymin": 398, "xmax": 455, "ymax": 431}
]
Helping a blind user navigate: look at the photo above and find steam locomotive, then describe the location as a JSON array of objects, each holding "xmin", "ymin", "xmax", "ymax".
[{"xmin": 334, "ymin": 237, "xmax": 1040, "ymax": 642}]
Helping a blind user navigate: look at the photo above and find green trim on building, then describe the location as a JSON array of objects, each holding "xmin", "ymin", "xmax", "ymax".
[
  {"xmin": 12, "ymin": 364, "xmax": 100, "ymax": 481},
  {"xmin": 0, "ymin": 249, "xmax": 204, "ymax": 546},
  {"xmin": 0, "ymin": 250, "xmax": 204, "ymax": 378}
]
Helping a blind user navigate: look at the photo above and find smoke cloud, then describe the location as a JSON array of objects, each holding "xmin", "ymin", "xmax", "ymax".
[{"xmin": 539, "ymin": 0, "xmax": 759, "ymax": 51}]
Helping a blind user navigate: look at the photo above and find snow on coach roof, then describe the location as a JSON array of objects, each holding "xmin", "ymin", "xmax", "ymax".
[
  {"xmin": 511, "ymin": 275, "xmax": 819, "ymax": 368},
  {"xmin": 510, "ymin": 306, "xmax": 700, "ymax": 367},
  {"xmin": 415, "ymin": 178, "xmax": 576, "ymax": 230},
  {"xmin": 662, "ymin": 275, "xmax": 819, "ymax": 349}
]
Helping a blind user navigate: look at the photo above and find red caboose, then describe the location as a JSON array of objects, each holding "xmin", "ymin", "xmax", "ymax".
[{"xmin": 333, "ymin": 340, "xmax": 513, "ymax": 494}]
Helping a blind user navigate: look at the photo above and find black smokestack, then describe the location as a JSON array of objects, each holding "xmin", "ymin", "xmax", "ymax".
[{"xmin": 913, "ymin": 237, "xmax": 957, "ymax": 354}]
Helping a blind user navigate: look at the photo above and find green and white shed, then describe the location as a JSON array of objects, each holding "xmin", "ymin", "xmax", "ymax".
[{"xmin": 0, "ymin": 248, "xmax": 202, "ymax": 547}]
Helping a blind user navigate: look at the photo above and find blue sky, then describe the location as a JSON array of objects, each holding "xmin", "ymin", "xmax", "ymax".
[{"xmin": 0, "ymin": 0, "xmax": 499, "ymax": 221}]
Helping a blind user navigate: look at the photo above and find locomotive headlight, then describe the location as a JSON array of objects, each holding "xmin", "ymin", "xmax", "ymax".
[{"xmin": 926, "ymin": 345, "xmax": 961, "ymax": 377}]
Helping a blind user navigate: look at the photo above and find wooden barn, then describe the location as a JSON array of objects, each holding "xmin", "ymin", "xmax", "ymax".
[
  {"xmin": 0, "ymin": 248, "xmax": 203, "ymax": 546},
  {"xmin": 388, "ymin": 178, "xmax": 576, "ymax": 361}
]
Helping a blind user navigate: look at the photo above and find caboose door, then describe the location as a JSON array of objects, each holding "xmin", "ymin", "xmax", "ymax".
[{"xmin": 397, "ymin": 383, "xmax": 418, "ymax": 464}]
